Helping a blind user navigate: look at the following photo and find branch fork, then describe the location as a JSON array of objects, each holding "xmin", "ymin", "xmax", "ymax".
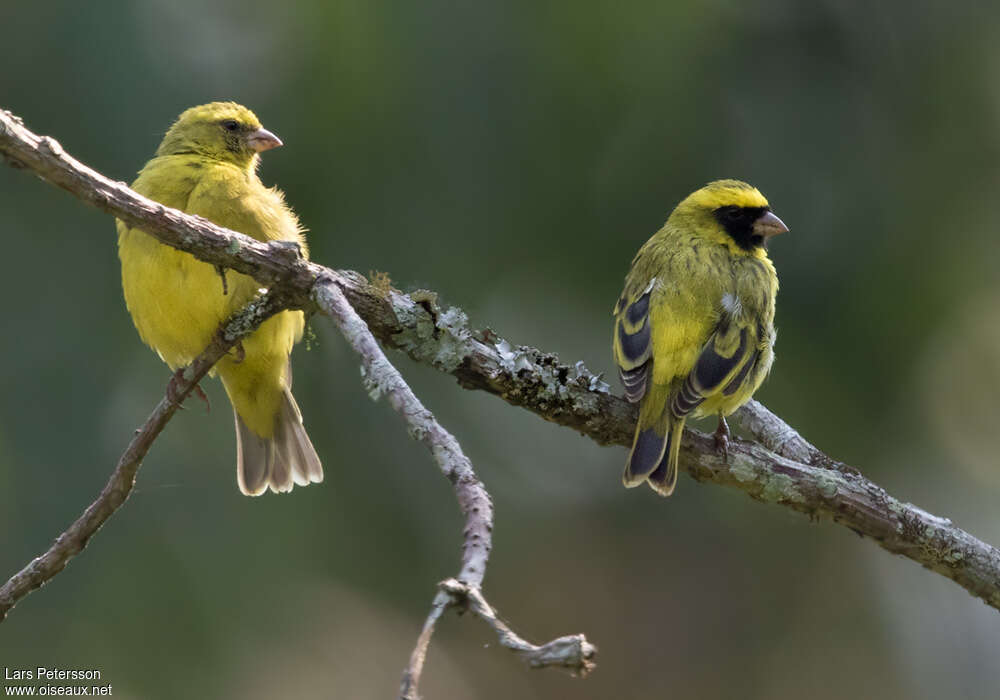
[
  {"xmin": 400, "ymin": 579, "xmax": 596, "ymax": 699},
  {"xmin": 2, "ymin": 105, "xmax": 1000, "ymax": 700}
]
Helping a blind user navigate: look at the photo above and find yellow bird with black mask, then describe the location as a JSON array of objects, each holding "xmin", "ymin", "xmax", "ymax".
[{"xmin": 613, "ymin": 180, "xmax": 787, "ymax": 496}]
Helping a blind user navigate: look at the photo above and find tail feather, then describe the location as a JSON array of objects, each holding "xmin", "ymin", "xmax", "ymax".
[
  {"xmin": 646, "ymin": 418, "xmax": 685, "ymax": 497},
  {"xmin": 235, "ymin": 388, "xmax": 323, "ymax": 496},
  {"xmin": 623, "ymin": 425, "xmax": 669, "ymax": 487},
  {"xmin": 623, "ymin": 394, "xmax": 686, "ymax": 496},
  {"xmin": 273, "ymin": 388, "xmax": 323, "ymax": 488},
  {"xmin": 235, "ymin": 413, "xmax": 275, "ymax": 496}
]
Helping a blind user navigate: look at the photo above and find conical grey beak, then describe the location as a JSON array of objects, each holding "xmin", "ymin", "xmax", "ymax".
[
  {"xmin": 246, "ymin": 127, "xmax": 283, "ymax": 153},
  {"xmin": 753, "ymin": 210, "xmax": 789, "ymax": 239}
]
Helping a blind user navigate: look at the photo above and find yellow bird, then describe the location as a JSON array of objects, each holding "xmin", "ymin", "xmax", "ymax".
[
  {"xmin": 613, "ymin": 180, "xmax": 787, "ymax": 496},
  {"xmin": 117, "ymin": 102, "xmax": 323, "ymax": 496}
]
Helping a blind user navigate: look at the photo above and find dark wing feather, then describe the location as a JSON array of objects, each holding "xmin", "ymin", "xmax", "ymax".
[
  {"xmin": 619, "ymin": 364, "xmax": 649, "ymax": 403},
  {"xmin": 613, "ymin": 281, "xmax": 654, "ymax": 404},
  {"xmin": 671, "ymin": 318, "xmax": 753, "ymax": 418}
]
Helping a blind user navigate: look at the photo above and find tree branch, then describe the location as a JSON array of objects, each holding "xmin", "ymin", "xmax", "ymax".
[
  {"xmin": 313, "ymin": 279, "xmax": 595, "ymax": 696},
  {"xmin": 314, "ymin": 279, "xmax": 494, "ymax": 587},
  {"xmin": 339, "ymin": 280, "xmax": 1000, "ymax": 609},
  {"xmin": 401, "ymin": 578, "xmax": 596, "ymax": 700},
  {"xmin": 0, "ymin": 106, "xmax": 596, "ymax": 690},
  {"xmin": 0, "ymin": 291, "xmax": 287, "ymax": 621},
  {"xmin": 2, "ymin": 104, "xmax": 998, "ymax": 642}
]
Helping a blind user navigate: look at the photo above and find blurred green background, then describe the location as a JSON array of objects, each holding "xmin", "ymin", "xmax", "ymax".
[{"xmin": 3, "ymin": 0, "xmax": 1000, "ymax": 697}]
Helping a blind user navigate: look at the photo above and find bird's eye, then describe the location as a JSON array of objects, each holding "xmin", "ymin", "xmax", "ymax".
[
  {"xmin": 221, "ymin": 120, "xmax": 240, "ymax": 132},
  {"xmin": 725, "ymin": 207, "xmax": 743, "ymax": 221}
]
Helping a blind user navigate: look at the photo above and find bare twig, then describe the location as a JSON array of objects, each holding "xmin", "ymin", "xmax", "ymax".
[
  {"xmin": 315, "ymin": 278, "xmax": 494, "ymax": 586},
  {"xmin": 401, "ymin": 589, "xmax": 455, "ymax": 699},
  {"xmin": 312, "ymin": 279, "xmax": 594, "ymax": 697},
  {"xmin": 0, "ymin": 292, "xmax": 286, "ymax": 621},
  {"xmin": 444, "ymin": 579, "xmax": 596, "ymax": 672},
  {"xmin": 734, "ymin": 399, "xmax": 851, "ymax": 471},
  {"xmin": 2, "ymin": 105, "xmax": 1000, "ymax": 621},
  {"xmin": 401, "ymin": 579, "xmax": 596, "ymax": 699}
]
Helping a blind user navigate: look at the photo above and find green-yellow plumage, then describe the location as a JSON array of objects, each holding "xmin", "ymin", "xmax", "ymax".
[
  {"xmin": 613, "ymin": 180, "xmax": 787, "ymax": 496},
  {"xmin": 117, "ymin": 102, "xmax": 323, "ymax": 495}
]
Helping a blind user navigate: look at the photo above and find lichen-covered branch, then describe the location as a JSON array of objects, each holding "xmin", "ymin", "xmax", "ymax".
[
  {"xmin": 313, "ymin": 279, "xmax": 594, "ymax": 697},
  {"xmin": 3, "ymin": 105, "xmax": 1000, "ymax": 615},
  {"xmin": 0, "ymin": 107, "xmax": 595, "ymax": 691},
  {"xmin": 0, "ymin": 292, "xmax": 286, "ymax": 621},
  {"xmin": 315, "ymin": 278, "xmax": 494, "ymax": 586}
]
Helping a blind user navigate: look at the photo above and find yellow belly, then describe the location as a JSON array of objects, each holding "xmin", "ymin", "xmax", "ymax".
[
  {"xmin": 116, "ymin": 153, "xmax": 309, "ymax": 445},
  {"xmin": 118, "ymin": 226, "xmax": 257, "ymax": 369}
]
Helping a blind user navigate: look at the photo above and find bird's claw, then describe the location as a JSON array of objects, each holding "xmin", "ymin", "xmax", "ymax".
[
  {"xmin": 215, "ymin": 265, "xmax": 229, "ymax": 295},
  {"xmin": 229, "ymin": 341, "xmax": 245, "ymax": 364},
  {"xmin": 165, "ymin": 368, "xmax": 210, "ymax": 413},
  {"xmin": 192, "ymin": 383, "xmax": 211, "ymax": 413},
  {"xmin": 166, "ymin": 368, "xmax": 187, "ymax": 408},
  {"xmin": 714, "ymin": 433, "xmax": 729, "ymax": 460},
  {"xmin": 714, "ymin": 415, "xmax": 731, "ymax": 462}
]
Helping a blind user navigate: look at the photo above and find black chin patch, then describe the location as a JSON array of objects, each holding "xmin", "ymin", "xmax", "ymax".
[{"xmin": 714, "ymin": 206, "xmax": 769, "ymax": 250}]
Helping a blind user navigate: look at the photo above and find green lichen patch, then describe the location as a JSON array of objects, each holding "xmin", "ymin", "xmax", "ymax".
[
  {"xmin": 729, "ymin": 455, "xmax": 804, "ymax": 503},
  {"xmin": 760, "ymin": 471, "xmax": 803, "ymax": 503},
  {"xmin": 813, "ymin": 471, "xmax": 840, "ymax": 499},
  {"xmin": 730, "ymin": 456, "xmax": 757, "ymax": 484},
  {"xmin": 360, "ymin": 365, "xmax": 384, "ymax": 401},
  {"xmin": 390, "ymin": 298, "xmax": 474, "ymax": 373}
]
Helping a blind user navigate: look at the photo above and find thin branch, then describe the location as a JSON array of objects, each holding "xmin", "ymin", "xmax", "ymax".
[
  {"xmin": 445, "ymin": 579, "xmax": 597, "ymax": 672},
  {"xmin": 0, "ymin": 109, "xmax": 314, "ymax": 298},
  {"xmin": 401, "ymin": 579, "xmax": 596, "ymax": 700},
  {"xmin": 0, "ymin": 107, "xmax": 595, "ymax": 691},
  {"xmin": 401, "ymin": 588, "xmax": 454, "ymax": 699},
  {"xmin": 3, "ymin": 106, "xmax": 999, "ymax": 616},
  {"xmin": 312, "ymin": 279, "xmax": 594, "ymax": 697},
  {"xmin": 0, "ymin": 292, "xmax": 286, "ymax": 621},
  {"xmin": 315, "ymin": 278, "xmax": 494, "ymax": 586},
  {"xmin": 734, "ymin": 399, "xmax": 851, "ymax": 471},
  {"xmin": 400, "ymin": 581, "xmax": 597, "ymax": 700}
]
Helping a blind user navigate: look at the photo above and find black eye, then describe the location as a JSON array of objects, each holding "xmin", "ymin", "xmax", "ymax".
[
  {"xmin": 221, "ymin": 119, "xmax": 240, "ymax": 132},
  {"xmin": 724, "ymin": 207, "xmax": 744, "ymax": 221}
]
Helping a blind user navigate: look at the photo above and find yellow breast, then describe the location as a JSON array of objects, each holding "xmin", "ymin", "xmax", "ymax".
[{"xmin": 117, "ymin": 155, "xmax": 304, "ymax": 370}]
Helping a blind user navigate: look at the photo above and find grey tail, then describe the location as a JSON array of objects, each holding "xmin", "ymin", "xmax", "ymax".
[{"xmin": 235, "ymin": 388, "xmax": 324, "ymax": 496}]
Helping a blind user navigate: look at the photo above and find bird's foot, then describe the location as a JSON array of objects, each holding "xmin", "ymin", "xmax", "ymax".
[
  {"xmin": 165, "ymin": 368, "xmax": 210, "ymax": 413},
  {"xmin": 192, "ymin": 383, "xmax": 210, "ymax": 413},
  {"xmin": 215, "ymin": 265, "xmax": 229, "ymax": 295},
  {"xmin": 229, "ymin": 341, "xmax": 245, "ymax": 364},
  {"xmin": 166, "ymin": 368, "xmax": 188, "ymax": 408},
  {"xmin": 714, "ymin": 415, "xmax": 730, "ymax": 461}
]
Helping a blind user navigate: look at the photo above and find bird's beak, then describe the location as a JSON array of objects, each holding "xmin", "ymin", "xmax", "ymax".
[
  {"xmin": 246, "ymin": 127, "xmax": 283, "ymax": 153},
  {"xmin": 753, "ymin": 210, "xmax": 789, "ymax": 239}
]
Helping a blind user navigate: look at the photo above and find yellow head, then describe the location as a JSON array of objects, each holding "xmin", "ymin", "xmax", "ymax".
[
  {"xmin": 670, "ymin": 179, "xmax": 788, "ymax": 252},
  {"xmin": 155, "ymin": 102, "xmax": 282, "ymax": 167}
]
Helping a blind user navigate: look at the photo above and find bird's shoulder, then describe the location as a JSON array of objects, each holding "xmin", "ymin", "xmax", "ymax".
[
  {"xmin": 624, "ymin": 228, "xmax": 727, "ymax": 304},
  {"xmin": 130, "ymin": 154, "xmax": 214, "ymax": 209},
  {"xmin": 186, "ymin": 161, "xmax": 304, "ymax": 246}
]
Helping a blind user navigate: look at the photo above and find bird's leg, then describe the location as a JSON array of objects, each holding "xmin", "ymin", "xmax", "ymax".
[
  {"xmin": 166, "ymin": 368, "xmax": 188, "ymax": 408},
  {"xmin": 165, "ymin": 368, "xmax": 210, "ymax": 413},
  {"xmin": 215, "ymin": 265, "xmax": 229, "ymax": 295},
  {"xmin": 714, "ymin": 414, "xmax": 730, "ymax": 460},
  {"xmin": 229, "ymin": 341, "xmax": 245, "ymax": 364},
  {"xmin": 192, "ymin": 383, "xmax": 211, "ymax": 413}
]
